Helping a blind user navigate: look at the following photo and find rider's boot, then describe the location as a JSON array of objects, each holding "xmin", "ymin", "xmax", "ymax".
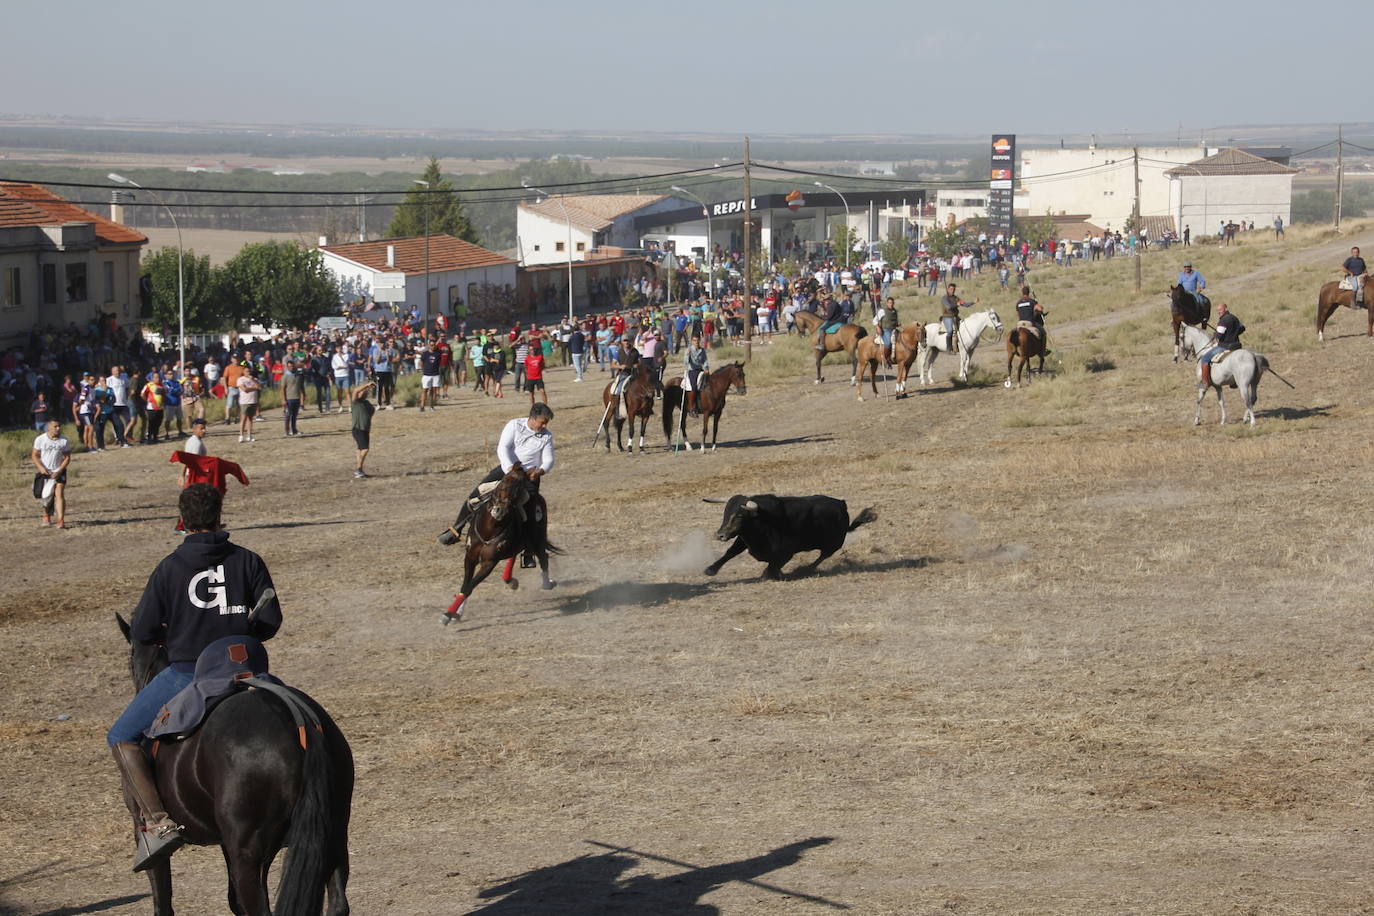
[
  {"xmin": 112, "ymin": 742, "xmax": 185, "ymax": 872},
  {"xmin": 687, "ymin": 392, "xmax": 698, "ymax": 416},
  {"xmin": 1198, "ymin": 361, "xmax": 1212, "ymax": 390},
  {"xmin": 438, "ymin": 501, "xmax": 474, "ymax": 545},
  {"xmin": 814, "ymin": 330, "xmax": 826, "ymax": 351}
]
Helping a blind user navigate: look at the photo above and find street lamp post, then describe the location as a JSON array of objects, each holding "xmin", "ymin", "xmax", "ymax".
[
  {"xmin": 110, "ymin": 173, "xmax": 184, "ymax": 377},
  {"xmin": 413, "ymin": 179, "xmax": 431, "ymax": 317},
  {"xmin": 671, "ymin": 185, "xmax": 714, "ymax": 296},
  {"xmin": 525, "ymin": 183, "xmax": 574, "ymax": 323},
  {"xmin": 814, "ymin": 181, "xmax": 852, "ymax": 269}
]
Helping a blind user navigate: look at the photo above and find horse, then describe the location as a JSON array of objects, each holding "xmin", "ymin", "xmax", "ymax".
[
  {"xmin": 114, "ymin": 617, "xmax": 353, "ymax": 916},
  {"xmin": 793, "ymin": 310, "xmax": 867, "ymax": 385},
  {"xmin": 661, "ymin": 362, "xmax": 747, "ymax": 451},
  {"xmin": 1169, "ymin": 284, "xmax": 1212, "ymax": 360},
  {"xmin": 443, "ymin": 466, "xmax": 556, "ymax": 623},
  {"xmin": 1316, "ymin": 275, "xmax": 1374, "ymax": 341},
  {"xmin": 1004, "ymin": 322, "xmax": 1048, "ymax": 388},
  {"xmin": 1177, "ymin": 323, "xmax": 1273, "ymax": 427},
  {"xmin": 917, "ymin": 307, "xmax": 1003, "ymax": 385},
  {"xmin": 599, "ymin": 361, "xmax": 657, "ymax": 454},
  {"xmin": 854, "ymin": 326, "xmax": 924, "ymax": 401}
]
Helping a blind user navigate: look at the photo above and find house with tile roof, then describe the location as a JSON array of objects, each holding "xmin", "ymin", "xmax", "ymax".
[
  {"xmin": 317, "ymin": 234, "xmax": 516, "ymax": 318},
  {"xmin": 0, "ymin": 182, "xmax": 148, "ymax": 341},
  {"xmin": 1166, "ymin": 149, "xmax": 1297, "ymax": 239},
  {"xmin": 516, "ymin": 194, "xmax": 683, "ymax": 266}
]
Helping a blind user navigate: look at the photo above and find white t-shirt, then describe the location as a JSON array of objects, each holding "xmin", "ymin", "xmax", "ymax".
[
  {"xmin": 204, "ymin": 361, "xmax": 221, "ymax": 383},
  {"xmin": 106, "ymin": 374, "xmax": 129, "ymax": 407},
  {"xmin": 497, "ymin": 417, "xmax": 555, "ymax": 474},
  {"xmin": 33, "ymin": 433, "xmax": 70, "ymax": 472},
  {"xmin": 184, "ymin": 434, "xmax": 207, "ymax": 457}
]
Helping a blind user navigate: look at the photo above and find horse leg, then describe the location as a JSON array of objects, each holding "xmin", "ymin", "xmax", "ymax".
[
  {"xmin": 147, "ymin": 858, "xmax": 174, "ymax": 916},
  {"xmin": 849, "ymin": 346, "xmax": 858, "ymax": 386},
  {"xmin": 710, "ymin": 411, "xmax": 721, "ymax": 451},
  {"xmin": 814, "ymin": 349, "xmax": 824, "ymax": 384},
  {"xmin": 1317, "ymin": 300, "xmax": 1332, "ymax": 342},
  {"xmin": 1216, "ymin": 385, "xmax": 1228, "ymax": 425},
  {"xmin": 1172, "ymin": 317, "xmax": 1182, "ymax": 361},
  {"xmin": 224, "ymin": 848, "xmax": 271, "ymax": 916},
  {"xmin": 325, "ymin": 854, "xmax": 351, "ymax": 916},
  {"xmin": 1193, "ymin": 385, "xmax": 1205, "ymax": 426},
  {"xmin": 637, "ymin": 414, "xmax": 646, "ymax": 453}
]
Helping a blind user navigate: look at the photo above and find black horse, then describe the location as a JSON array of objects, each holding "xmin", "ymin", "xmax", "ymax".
[
  {"xmin": 1169, "ymin": 284, "xmax": 1211, "ymax": 362},
  {"xmin": 116, "ymin": 616, "xmax": 354, "ymax": 916}
]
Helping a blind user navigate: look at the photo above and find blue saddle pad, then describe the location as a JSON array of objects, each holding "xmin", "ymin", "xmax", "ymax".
[
  {"xmin": 823, "ymin": 322, "xmax": 844, "ymax": 334},
  {"xmin": 146, "ymin": 636, "xmax": 282, "ymax": 741}
]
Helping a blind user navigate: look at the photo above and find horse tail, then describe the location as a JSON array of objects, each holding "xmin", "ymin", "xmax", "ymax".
[
  {"xmin": 848, "ymin": 507, "xmax": 878, "ymax": 532},
  {"xmin": 661, "ymin": 387, "xmax": 678, "ymax": 441},
  {"xmin": 274, "ymin": 696, "xmax": 339, "ymax": 916}
]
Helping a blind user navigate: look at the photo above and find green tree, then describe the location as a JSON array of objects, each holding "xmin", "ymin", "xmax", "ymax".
[
  {"xmin": 1017, "ymin": 212, "xmax": 1059, "ymax": 250},
  {"xmin": 386, "ymin": 156, "xmax": 478, "ymax": 244},
  {"xmin": 921, "ymin": 223, "xmax": 968, "ymax": 259},
  {"xmin": 140, "ymin": 246, "xmax": 220, "ymax": 330},
  {"xmin": 879, "ymin": 234, "xmax": 911, "ymax": 268},
  {"xmin": 218, "ymin": 241, "xmax": 340, "ymax": 329},
  {"xmin": 829, "ymin": 220, "xmax": 862, "ymax": 267}
]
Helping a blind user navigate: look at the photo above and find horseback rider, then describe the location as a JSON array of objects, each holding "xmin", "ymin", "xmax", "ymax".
[
  {"xmin": 874, "ymin": 297, "xmax": 900, "ymax": 366},
  {"xmin": 940, "ymin": 284, "xmax": 973, "ymax": 351},
  {"xmin": 1176, "ymin": 262, "xmax": 1209, "ymax": 310},
  {"xmin": 1014, "ymin": 285, "xmax": 1050, "ymax": 355},
  {"xmin": 438, "ymin": 402, "xmax": 555, "ymax": 545},
  {"xmin": 1197, "ymin": 301, "xmax": 1244, "ymax": 389},
  {"xmin": 609, "ymin": 336, "xmax": 641, "ymax": 396},
  {"xmin": 108, "ymin": 484, "xmax": 282, "ymax": 871},
  {"xmin": 1343, "ymin": 246, "xmax": 1367, "ymax": 306},
  {"xmin": 682, "ymin": 333, "xmax": 710, "ymax": 416},
  {"xmin": 813, "ymin": 291, "xmax": 845, "ymax": 351}
]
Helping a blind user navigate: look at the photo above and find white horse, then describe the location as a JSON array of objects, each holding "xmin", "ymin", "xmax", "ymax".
[
  {"xmin": 1178, "ymin": 324, "xmax": 1271, "ymax": 427},
  {"xmin": 917, "ymin": 308, "xmax": 1004, "ymax": 385}
]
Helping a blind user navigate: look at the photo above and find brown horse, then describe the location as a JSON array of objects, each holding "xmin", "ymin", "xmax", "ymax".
[
  {"xmin": 854, "ymin": 322, "xmax": 925, "ymax": 400},
  {"xmin": 1004, "ymin": 323, "xmax": 1048, "ymax": 388},
  {"xmin": 1316, "ymin": 276, "xmax": 1374, "ymax": 341},
  {"xmin": 1169, "ymin": 284, "xmax": 1211, "ymax": 360},
  {"xmin": 443, "ymin": 466, "xmax": 555, "ymax": 624},
  {"xmin": 662, "ymin": 362, "xmax": 747, "ymax": 451},
  {"xmin": 793, "ymin": 310, "xmax": 866, "ymax": 385},
  {"xmin": 599, "ymin": 361, "xmax": 657, "ymax": 454}
]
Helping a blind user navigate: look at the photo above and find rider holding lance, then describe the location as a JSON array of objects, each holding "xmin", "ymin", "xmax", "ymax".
[
  {"xmin": 1343, "ymin": 246, "xmax": 1367, "ymax": 306},
  {"xmin": 682, "ymin": 334, "xmax": 710, "ymax": 416},
  {"xmin": 108, "ymin": 484, "xmax": 282, "ymax": 871},
  {"xmin": 1176, "ymin": 261, "xmax": 1209, "ymax": 310},
  {"xmin": 439, "ymin": 403, "xmax": 555, "ymax": 545},
  {"xmin": 1197, "ymin": 301, "xmax": 1244, "ymax": 389}
]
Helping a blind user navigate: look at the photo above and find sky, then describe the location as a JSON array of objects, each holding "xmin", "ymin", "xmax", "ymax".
[{"xmin": 3, "ymin": 0, "xmax": 1362, "ymax": 138}]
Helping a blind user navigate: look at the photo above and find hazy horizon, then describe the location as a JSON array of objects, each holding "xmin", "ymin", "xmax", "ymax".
[{"xmin": 6, "ymin": 0, "xmax": 1360, "ymax": 140}]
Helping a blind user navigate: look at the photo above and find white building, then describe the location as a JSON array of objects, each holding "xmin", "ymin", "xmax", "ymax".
[
  {"xmin": 517, "ymin": 194, "xmax": 682, "ymax": 265},
  {"xmin": 1166, "ymin": 148, "xmax": 1297, "ymax": 238},
  {"xmin": 317, "ymin": 235, "xmax": 516, "ymax": 318},
  {"xmin": 1020, "ymin": 145, "xmax": 1208, "ymax": 232}
]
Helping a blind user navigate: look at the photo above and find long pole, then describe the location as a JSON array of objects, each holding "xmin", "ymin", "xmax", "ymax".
[
  {"xmin": 815, "ymin": 182, "xmax": 851, "ymax": 268},
  {"xmin": 527, "ymin": 186, "xmax": 574, "ymax": 322},
  {"xmin": 114, "ymin": 175, "xmax": 183, "ymax": 376},
  {"xmin": 1132, "ymin": 147, "xmax": 1142, "ymax": 293},
  {"xmin": 1335, "ymin": 125, "xmax": 1344, "ymax": 230},
  {"xmin": 743, "ymin": 136, "xmax": 752, "ymax": 362}
]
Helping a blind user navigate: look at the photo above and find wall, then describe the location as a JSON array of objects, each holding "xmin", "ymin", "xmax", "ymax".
[
  {"xmin": 0, "ymin": 239, "xmax": 142, "ymax": 342},
  {"xmin": 1171, "ymin": 174, "xmax": 1293, "ymax": 238},
  {"xmin": 1020, "ymin": 146, "xmax": 1206, "ymax": 231},
  {"xmin": 517, "ymin": 207, "xmax": 597, "ymax": 265}
]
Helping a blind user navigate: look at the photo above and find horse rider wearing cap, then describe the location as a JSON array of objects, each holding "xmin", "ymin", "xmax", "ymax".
[{"xmin": 1177, "ymin": 262, "xmax": 1210, "ymax": 311}]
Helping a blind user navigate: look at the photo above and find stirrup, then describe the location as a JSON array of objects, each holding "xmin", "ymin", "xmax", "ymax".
[
  {"xmin": 437, "ymin": 525, "xmax": 463, "ymax": 546},
  {"xmin": 133, "ymin": 821, "xmax": 185, "ymax": 872}
]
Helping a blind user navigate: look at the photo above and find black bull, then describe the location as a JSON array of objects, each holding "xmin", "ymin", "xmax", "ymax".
[{"xmin": 703, "ymin": 494, "xmax": 877, "ymax": 580}]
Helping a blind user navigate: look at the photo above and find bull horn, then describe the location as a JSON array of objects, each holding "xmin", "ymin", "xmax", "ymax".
[
  {"xmin": 744, "ymin": 500, "xmax": 758, "ymax": 511},
  {"xmin": 701, "ymin": 497, "xmax": 728, "ymax": 504}
]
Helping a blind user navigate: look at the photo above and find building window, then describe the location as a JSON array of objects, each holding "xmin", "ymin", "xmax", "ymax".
[
  {"xmin": 103, "ymin": 261, "xmax": 115, "ymax": 302},
  {"xmin": 65, "ymin": 263, "xmax": 88, "ymax": 302},
  {"xmin": 448, "ymin": 284, "xmax": 459, "ymax": 308},
  {"xmin": 533, "ymin": 244, "xmax": 541, "ymax": 252},
  {"xmin": 42, "ymin": 264, "xmax": 57, "ymax": 304},
  {"xmin": 2, "ymin": 267, "xmax": 20, "ymax": 309},
  {"xmin": 555, "ymin": 241, "xmax": 565, "ymax": 253},
  {"xmin": 576, "ymin": 242, "xmax": 586, "ymax": 252}
]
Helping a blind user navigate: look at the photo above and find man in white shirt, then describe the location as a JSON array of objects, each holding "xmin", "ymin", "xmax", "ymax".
[
  {"xmin": 331, "ymin": 346, "xmax": 351, "ymax": 413},
  {"xmin": 438, "ymin": 403, "xmax": 555, "ymax": 544},
  {"xmin": 31, "ymin": 419, "xmax": 71, "ymax": 528},
  {"xmin": 106, "ymin": 366, "xmax": 132, "ymax": 447},
  {"xmin": 181, "ymin": 417, "xmax": 208, "ymax": 487}
]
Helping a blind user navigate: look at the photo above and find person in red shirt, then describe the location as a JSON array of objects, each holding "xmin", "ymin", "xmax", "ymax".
[{"xmin": 523, "ymin": 346, "xmax": 547, "ymax": 406}]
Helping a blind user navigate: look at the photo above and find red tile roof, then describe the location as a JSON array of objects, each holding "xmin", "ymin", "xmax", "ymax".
[
  {"xmin": 320, "ymin": 235, "xmax": 515, "ymax": 274},
  {"xmin": 0, "ymin": 181, "xmax": 147, "ymax": 245}
]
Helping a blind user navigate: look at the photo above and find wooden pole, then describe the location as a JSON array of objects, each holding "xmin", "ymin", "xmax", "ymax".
[
  {"xmin": 742, "ymin": 136, "xmax": 753, "ymax": 362},
  {"xmin": 1133, "ymin": 146, "xmax": 1142, "ymax": 293},
  {"xmin": 1335, "ymin": 125, "xmax": 1344, "ymax": 230}
]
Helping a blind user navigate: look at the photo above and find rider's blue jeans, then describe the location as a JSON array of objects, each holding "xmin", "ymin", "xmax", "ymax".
[
  {"xmin": 107, "ymin": 665, "xmax": 194, "ymax": 746},
  {"xmin": 1198, "ymin": 346, "xmax": 1222, "ymax": 367}
]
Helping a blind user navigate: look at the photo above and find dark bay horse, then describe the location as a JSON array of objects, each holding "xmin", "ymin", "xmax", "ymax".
[
  {"xmin": 662, "ymin": 362, "xmax": 747, "ymax": 451},
  {"xmin": 1004, "ymin": 324, "xmax": 1048, "ymax": 388},
  {"xmin": 793, "ymin": 310, "xmax": 866, "ymax": 385},
  {"xmin": 599, "ymin": 362, "xmax": 657, "ymax": 454},
  {"xmin": 115, "ymin": 617, "xmax": 353, "ymax": 916},
  {"xmin": 1316, "ymin": 275, "xmax": 1374, "ymax": 341},
  {"xmin": 443, "ymin": 466, "xmax": 556, "ymax": 624},
  {"xmin": 1169, "ymin": 284, "xmax": 1211, "ymax": 361}
]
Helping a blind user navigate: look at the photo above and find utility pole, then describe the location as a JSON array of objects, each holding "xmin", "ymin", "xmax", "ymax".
[
  {"xmin": 1132, "ymin": 146, "xmax": 1142, "ymax": 293},
  {"xmin": 742, "ymin": 136, "xmax": 753, "ymax": 362},
  {"xmin": 1335, "ymin": 124, "xmax": 1344, "ymax": 230}
]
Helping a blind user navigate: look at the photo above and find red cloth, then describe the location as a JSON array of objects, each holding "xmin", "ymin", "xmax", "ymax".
[{"xmin": 169, "ymin": 451, "xmax": 249, "ymax": 494}]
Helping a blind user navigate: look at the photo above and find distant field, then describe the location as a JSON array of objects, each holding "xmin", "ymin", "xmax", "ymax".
[{"xmin": 136, "ymin": 228, "xmax": 305, "ymax": 264}]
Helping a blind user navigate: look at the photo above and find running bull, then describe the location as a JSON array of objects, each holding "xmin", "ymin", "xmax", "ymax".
[{"xmin": 702, "ymin": 494, "xmax": 877, "ymax": 580}]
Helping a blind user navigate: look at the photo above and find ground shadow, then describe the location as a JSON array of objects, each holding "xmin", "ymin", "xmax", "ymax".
[
  {"xmin": 801, "ymin": 555, "xmax": 939, "ymax": 580},
  {"xmin": 234, "ymin": 518, "xmax": 368, "ymax": 532},
  {"xmin": 713, "ymin": 434, "xmax": 836, "ymax": 450},
  {"xmin": 30, "ymin": 894, "xmax": 148, "ymax": 916},
  {"xmin": 1258, "ymin": 403, "xmax": 1334, "ymax": 421},
  {"xmin": 549, "ymin": 581, "xmax": 723, "ymax": 615},
  {"xmin": 465, "ymin": 837, "xmax": 843, "ymax": 914},
  {"xmin": 68, "ymin": 514, "xmax": 179, "ymax": 528}
]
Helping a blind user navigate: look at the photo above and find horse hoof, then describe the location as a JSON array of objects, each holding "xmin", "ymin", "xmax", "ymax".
[
  {"xmin": 1003, "ymin": 378, "xmax": 1012, "ymax": 388},
  {"xmin": 440, "ymin": 611, "xmax": 462, "ymax": 626},
  {"xmin": 542, "ymin": 580, "xmax": 556, "ymax": 590},
  {"xmin": 506, "ymin": 577, "xmax": 519, "ymax": 591}
]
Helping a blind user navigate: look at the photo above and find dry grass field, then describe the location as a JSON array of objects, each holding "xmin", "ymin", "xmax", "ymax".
[{"xmin": 2, "ymin": 222, "xmax": 1373, "ymax": 915}]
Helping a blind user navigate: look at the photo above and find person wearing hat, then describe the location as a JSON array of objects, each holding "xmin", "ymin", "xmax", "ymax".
[{"xmin": 1176, "ymin": 262, "xmax": 1209, "ymax": 312}]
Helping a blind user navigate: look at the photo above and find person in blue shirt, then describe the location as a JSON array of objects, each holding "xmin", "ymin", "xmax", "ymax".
[
  {"xmin": 162, "ymin": 373, "xmax": 184, "ymax": 439},
  {"xmin": 1176, "ymin": 262, "xmax": 1209, "ymax": 310}
]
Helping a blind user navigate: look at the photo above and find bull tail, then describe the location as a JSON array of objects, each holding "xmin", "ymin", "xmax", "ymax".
[{"xmin": 848, "ymin": 507, "xmax": 878, "ymax": 532}]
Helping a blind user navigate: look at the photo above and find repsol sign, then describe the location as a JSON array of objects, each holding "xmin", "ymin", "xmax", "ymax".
[{"xmin": 711, "ymin": 198, "xmax": 760, "ymax": 217}]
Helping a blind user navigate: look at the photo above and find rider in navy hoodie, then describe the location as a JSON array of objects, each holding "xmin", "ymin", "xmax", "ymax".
[{"xmin": 108, "ymin": 484, "xmax": 281, "ymax": 871}]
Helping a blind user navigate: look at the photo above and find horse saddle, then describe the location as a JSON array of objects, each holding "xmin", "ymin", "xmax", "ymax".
[
  {"xmin": 145, "ymin": 636, "xmax": 283, "ymax": 742},
  {"xmin": 1016, "ymin": 320, "xmax": 1044, "ymax": 339},
  {"xmin": 1209, "ymin": 349, "xmax": 1236, "ymax": 366},
  {"xmin": 823, "ymin": 321, "xmax": 844, "ymax": 334}
]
